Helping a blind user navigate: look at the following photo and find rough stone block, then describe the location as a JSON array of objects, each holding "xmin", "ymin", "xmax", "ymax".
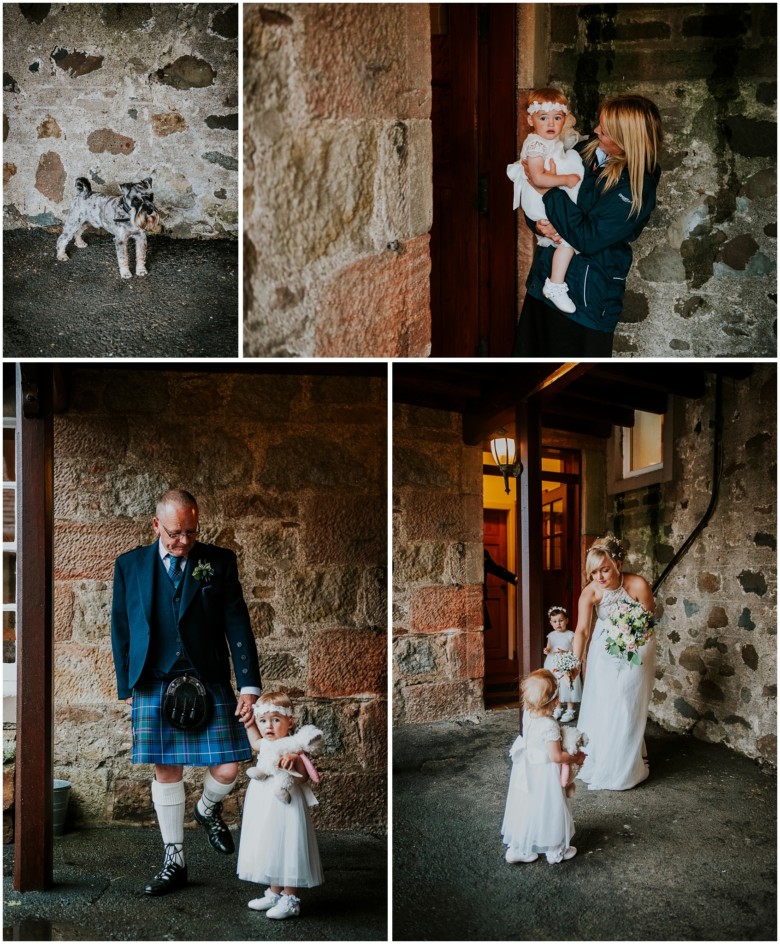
[
  {"xmin": 399, "ymin": 678, "xmax": 483, "ymax": 724},
  {"xmin": 447, "ymin": 629, "xmax": 485, "ymax": 680},
  {"xmin": 308, "ymin": 628, "xmax": 386, "ymax": 697},
  {"xmin": 276, "ymin": 569, "xmax": 361, "ymax": 626},
  {"xmin": 301, "ymin": 493, "xmax": 386, "ymax": 567},
  {"xmin": 311, "ymin": 771, "xmax": 386, "ymax": 831},
  {"xmin": 55, "ymin": 521, "xmax": 144, "ymax": 580},
  {"xmin": 35, "ymin": 150, "xmax": 65, "ymax": 202},
  {"xmin": 411, "ymin": 585, "xmax": 483, "ymax": 634},
  {"xmin": 303, "ymin": 5, "xmax": 430, "ymax": 120},
  {"xmin": 315, "ymin": 234, "xmax": 431, "ymax": 358}
]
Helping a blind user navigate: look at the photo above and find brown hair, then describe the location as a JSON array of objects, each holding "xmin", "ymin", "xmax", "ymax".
[
  {"xmin": 254, "ymin": 691, "xmax": 296, "ymax": 730},
  {"xmin": 521, "ymin": 669, "xmax": 559, "ymax": 716}
]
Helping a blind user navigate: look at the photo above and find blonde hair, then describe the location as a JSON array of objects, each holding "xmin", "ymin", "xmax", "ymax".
[
  {"xmin": 254, "ymin": 690, "xmax": 295, "ymax": 729},
  {"xmin": 521, "ymin": 669, "xmax": 559, "ymax": 716},
  {"xmin": 585, "ymin": 533, "xmax": 625, "ymax": 581},
  {"xmin": 581, "ymin": 94, "xmax": 663, "ymax": 218},
  {"xmin": 526, "ymin": 86, "xmax": 577, "ymax": 136}
]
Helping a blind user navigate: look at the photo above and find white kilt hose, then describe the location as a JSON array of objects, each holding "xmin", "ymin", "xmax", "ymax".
[{"xmin": 132, "ymin": 679, "xmax": 252, "ymax": 766}]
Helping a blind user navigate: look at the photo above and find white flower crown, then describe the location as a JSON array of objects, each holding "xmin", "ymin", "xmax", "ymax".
[
  {"xmin": 254, "ymin": 700, "xmax": 294, "ymax": 718},
  {"xmin": 527, "ymin": 100, "xmax": 569, "ymax": 115}
]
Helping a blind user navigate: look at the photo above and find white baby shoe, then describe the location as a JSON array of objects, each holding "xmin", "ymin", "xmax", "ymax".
[
  {"xmin": 542, "ymin": 278, "xmax": 576, "ymax": 313},
  {"xmin": 560, "ymin": 708, "xmax": 576, "ymax": 723},
  {"xmin": 505, "ymin": 848, "xmax": 539, "ymax": 863},
  {"xmin": 553, "ymin": 706, "xmax": 563, "ymax": 720},
  {"xmin": 266, "ymin": 893, "xmax": 301, "ymax": 919},
  {"xmin": 248, "ymin": 888, "xmax": 282, "ymax": 911}
]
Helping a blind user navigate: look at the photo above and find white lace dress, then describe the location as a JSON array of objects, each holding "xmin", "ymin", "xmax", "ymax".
[
  {"xmin": 501, "ymin": 713, "xmax": 574, "ymax": 860},
  {"xmin": 543, "ymin": 629, "xmax": 582, "ymax": 702},
  {"xmin": 577, "ymin": 582, "xmax": 657, "ymax": 790},
  {"xmin": 506, "ymin": 133, "xmax": 584, "ymax": 247}
]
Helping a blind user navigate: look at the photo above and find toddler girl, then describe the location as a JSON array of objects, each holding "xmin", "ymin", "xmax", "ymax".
[
  {"xmin": 506, "ymin": 87, "xmax": 583, "ymax": 314},
  {"xmin": 501, "ymin": 669, "xmax": 585, "ymax": 864},
  {"xmin": 237, "ymin": 692, "xmax": 324, "ymax": 919},
  {"xmin": 543, "ymin": 605, "xmax": 582, "ymax": 722}
]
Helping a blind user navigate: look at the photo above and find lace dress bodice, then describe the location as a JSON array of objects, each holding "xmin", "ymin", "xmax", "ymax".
[{"xmin": 594, "ymin": 581, "xmax": 635, "ymax": 623}]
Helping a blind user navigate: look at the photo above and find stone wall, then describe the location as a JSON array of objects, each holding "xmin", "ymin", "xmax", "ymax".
[
  {"xmin": 612, "ymin": 366, "xmax": 776, "ymax": 766},
  {"xmin": 393, "ymin": 405, "xmax": 485, "ymax": 725},
  {"xmin": 547, "ymin": 3, "xmax": 776, "ymax": 357},
  {"xmin": 47, "ymin": 366, "xmax": 387, "ymax": 832},
  {"xmin": 3, "ymin": 4, "xmax": 239, "ymax": 239},
  {"xmin": 243, "ymin": 3, "xmax": 433, "ymax": 357}
]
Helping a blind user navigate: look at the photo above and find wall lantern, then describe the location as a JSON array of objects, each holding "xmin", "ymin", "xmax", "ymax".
[{"xmin": 490, "ymin": 428, "xmax": 523, "ymax": 494}]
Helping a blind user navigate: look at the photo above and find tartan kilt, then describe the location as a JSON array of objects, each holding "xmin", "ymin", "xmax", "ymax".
[{"xmin": 131, "ymin": 679, "xmax": 252, "ymax": 766}]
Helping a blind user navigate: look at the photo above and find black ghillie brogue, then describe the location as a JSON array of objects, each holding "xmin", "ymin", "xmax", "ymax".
[
  {"xmin": 193, "ymin": 801, "xmax": 235, "ymax": 854},
  {"xmin": 144, "ymin": 845, "xmax": 188, "ymax": 896}
]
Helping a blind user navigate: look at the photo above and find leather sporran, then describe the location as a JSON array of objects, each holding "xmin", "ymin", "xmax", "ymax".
[{"xmin": 163, "ymin": 675, "xmax": 210, "ymax": 731}]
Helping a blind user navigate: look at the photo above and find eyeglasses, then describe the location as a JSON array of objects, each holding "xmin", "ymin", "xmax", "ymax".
[{"xmin": 159, "ymin": 523, "xmax": 199, "ymax": 541}]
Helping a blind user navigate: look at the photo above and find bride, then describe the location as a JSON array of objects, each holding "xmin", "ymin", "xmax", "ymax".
[{"xmin": 572, "ymin": 534, "xmax": 656, "ymax": 790}]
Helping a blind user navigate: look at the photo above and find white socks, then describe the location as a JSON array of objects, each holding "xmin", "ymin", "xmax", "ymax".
[
  {"xmin": 151, "ymin": 778, "xmax": 185, "ymax": 866},
  {"xmin": 196, "ymin": 769, "xmax": 236, "ymax": 818}
]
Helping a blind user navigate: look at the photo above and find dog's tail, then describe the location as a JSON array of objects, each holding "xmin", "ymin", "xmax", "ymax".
[{"xmin": 75, "ymin": 177, "xmax": 92, "ymax": 196}]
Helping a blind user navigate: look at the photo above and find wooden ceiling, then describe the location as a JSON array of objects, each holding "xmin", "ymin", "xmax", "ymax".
[{"xmin": 393, "ymin": 362, "xmax": 754, "ymax": 443}]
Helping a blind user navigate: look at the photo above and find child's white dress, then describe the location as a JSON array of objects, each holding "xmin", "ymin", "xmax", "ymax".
[
  {"xmin": 543, "ymin": 629, "xmax": 582, "ymax": 702},
  {"xmin": 506, "ymin": 133, "xmax": 583, "ymax": 247},
  {"xmin": 501, "ymin": 712, "xmax": 574, "ymax": 861},
  {"xmin": 237, "ymin": 737, "xmax": 324, "ymax": 889}
]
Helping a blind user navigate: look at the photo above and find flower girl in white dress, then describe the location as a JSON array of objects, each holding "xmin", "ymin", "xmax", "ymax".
[
  {"xmin": 237, "ymin": 692, "xmax": 324, "ymax": 919},
  {"xmin": 542, "ymin": 605, "xmax": 582, "ymax": 722},
  {"xmin": 501, "ymin": 670, "xmax": 586, "ymax": 864}
]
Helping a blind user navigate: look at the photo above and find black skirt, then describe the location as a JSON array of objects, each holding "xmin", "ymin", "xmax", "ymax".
[{"xmin": 512, "ymin": 294, "xmax": 615, "ymax": 358}]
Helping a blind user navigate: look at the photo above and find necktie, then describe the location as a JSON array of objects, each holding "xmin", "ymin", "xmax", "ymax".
[{"xmin": 167, "ymin": 554, "xmax": 183, "ymax": 588}]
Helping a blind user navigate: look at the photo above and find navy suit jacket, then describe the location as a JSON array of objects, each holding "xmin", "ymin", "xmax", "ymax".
[{"xmin": 111, "ymin": 539, "xmax": 261, "ymax": 700}]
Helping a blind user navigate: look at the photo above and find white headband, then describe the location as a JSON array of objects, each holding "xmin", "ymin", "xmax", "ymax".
[
  {"xmin": 254, "ymin": 700, "xmax": 293, "ymax": 718},
  {"xmin": 527, "ymin": 100, "xmax": 569, "ymax": 115}
]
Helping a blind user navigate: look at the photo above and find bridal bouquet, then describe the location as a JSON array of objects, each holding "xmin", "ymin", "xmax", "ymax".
[
  {"xmin": 604, "ymin": 600, "xmax": 655, "ymax": 667},
  {"xmin": 551, "ymin": 650, "xmax": 580, "ymax": 681}
]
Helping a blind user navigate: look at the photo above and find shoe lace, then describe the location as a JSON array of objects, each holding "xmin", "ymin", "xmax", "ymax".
[{"xmin": 158, "ymin": 842, "xmax": 184, "ymax": 876}]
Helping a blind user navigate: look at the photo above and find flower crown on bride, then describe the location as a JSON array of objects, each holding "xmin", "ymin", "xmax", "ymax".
[
  {"xmin": 589, "ymin": 534, "xmax": 625, "ymax": 562},
  {"xmin": 527, "ymin": 100, "xmax": 569, "ymax": 115}
]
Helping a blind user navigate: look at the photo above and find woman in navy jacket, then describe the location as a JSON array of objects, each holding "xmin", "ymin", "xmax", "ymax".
[{"xmin": 513, "ymin": 95, "xmax": 663, "ymax": 357}]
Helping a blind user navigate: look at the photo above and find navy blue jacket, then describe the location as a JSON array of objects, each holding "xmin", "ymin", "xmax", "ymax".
[
  {"xmin": 526, "ymin": 142, "xmax": 660, "ymax": 332},
  {"xmin": 111, "ymin": 540, "xmax": 261, "ymax": 699}
]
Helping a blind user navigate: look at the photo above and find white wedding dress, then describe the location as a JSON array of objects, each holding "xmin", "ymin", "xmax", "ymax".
[{"xmin": 577, "ymin": 581, "xmax": 656, "ymax": 790}]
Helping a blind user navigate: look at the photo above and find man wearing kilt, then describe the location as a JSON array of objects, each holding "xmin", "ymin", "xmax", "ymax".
[{"xmin": 111, "ymin": 489, "xmax": 261, "ymax": 895}]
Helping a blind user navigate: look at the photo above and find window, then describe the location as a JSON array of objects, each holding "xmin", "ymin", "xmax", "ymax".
[
  {"xmin": 608, "ymin": 406, "xmax": 673, "ymax": 494},
  {"xmin": 3, "ymin": 365, "xmax": 17, "ymax": 694}
]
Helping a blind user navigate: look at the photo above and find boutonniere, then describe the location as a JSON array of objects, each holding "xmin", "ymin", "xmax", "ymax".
[{"xmin": 192, "ymin": 560, "xmax": 215, "ymax": 583}]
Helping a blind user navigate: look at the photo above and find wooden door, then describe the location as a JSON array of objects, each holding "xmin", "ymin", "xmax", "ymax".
[
  {"xmin": 541, "ymin": 482, "xmax": 579, "ymax": 654},
  {"xmin": 483, "ymin": 508, "xmax": 518, "ymax": 700},
  {"xmin": 430, "ymin": 4, "xmax": 517, "ymax": 357}
]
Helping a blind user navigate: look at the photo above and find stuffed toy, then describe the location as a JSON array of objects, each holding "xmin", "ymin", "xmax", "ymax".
[
  {"xmin": 247, "ymin": 724, "xmax": 324, "ymax": 804},
  {"xmin": 560, "ymin": 726, "xmax": 588, "ymax": 798}
]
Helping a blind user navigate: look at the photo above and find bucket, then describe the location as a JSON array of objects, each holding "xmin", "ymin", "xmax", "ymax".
[{"xmin": 53, "ymin": 780, "xmax": 71, "ymax": 836}]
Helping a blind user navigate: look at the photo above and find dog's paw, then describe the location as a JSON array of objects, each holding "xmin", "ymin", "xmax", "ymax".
[
  {"xmin": 56, "ymin": 252, "xmax": 69, "ymax": 262},
  {"xmin": 119, "ymin": 269, "xmax": 132, "ymax": 280},
  {"xmin": 136, "ymin": 267, "xmax": 148, "ymax": 277},
  {"xmin": 74, "ymin": 237, "xmax": 88, "ymax": 248}
]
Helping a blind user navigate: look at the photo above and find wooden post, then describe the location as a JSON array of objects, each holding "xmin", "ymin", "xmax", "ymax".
[
  {"xmin": 14, "ymin": 364, "xmax": 54, "ymax": 891},
  {"xmin": 515, "ymin": 396, "xmax": 544, "ymax": 685}
]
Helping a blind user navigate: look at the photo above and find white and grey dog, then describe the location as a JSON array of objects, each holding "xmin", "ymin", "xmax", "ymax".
[{"xmin": 56, "ymin": 176, "xmax": 160, "ymax": 279}]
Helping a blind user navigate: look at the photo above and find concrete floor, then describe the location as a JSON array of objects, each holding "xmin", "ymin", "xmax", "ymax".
[
  {"xmin": 3, "ymin": 826, "xmax": 387, "ymax": 941},
  {"xmin": 393, "ymin": 709, "xmax": 777, "ymax": 941},
  {"xmin": 3, "ymin": 230, "xmax": 238, "ymax": 358}
]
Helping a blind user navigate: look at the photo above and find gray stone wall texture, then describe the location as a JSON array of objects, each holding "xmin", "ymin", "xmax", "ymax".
[
  {"xmin": 393, "ymin": 405, "xmax": 485, "ymax": 725},
  {"xmin": 50, "ymin": 367, "xmax": 387, "ymax": 832},
  {"xmin": 243, "ymin": 3, "xmax": 433, "ymax": 357},
  {"xmin": 612, "ymin": 366, "xmax": 776, "ymax": 767},
  {"xmin": 548, "ymin": 3, "xmax": 777, "ymax": 356},
  {"xmin": 3, "ymin": 3, "xmax": 239, "ymax": 239}
]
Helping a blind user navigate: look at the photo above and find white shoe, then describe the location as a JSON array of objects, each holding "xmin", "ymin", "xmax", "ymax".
[
  {"xmin": 546, "ymin": 845, "xmax": 577, "ymax": 864},
  {"xmin": 248, "ymin": 888, "xmax": 282, "ymax": 911},
  {"xmin": 560, "ymin": 709, "xmax": 575, "ymax": 722},
  {"xmin": 266, "ymin": 893, "xmax": 300, "ymax": 919},
  {"xmin": 553, "ymin": 706, "xmax": 563, "ymax": 720},
  {"xmin": 505, "ymin": 849, "xmax": 539, "ymax": 863},
  {"xmin": 563, "ymin": 846, "xmax": 577, "ymax": 860},
  {"xmin": 542, "ymin": 278, "xmax": 576, "ymax": 313}
]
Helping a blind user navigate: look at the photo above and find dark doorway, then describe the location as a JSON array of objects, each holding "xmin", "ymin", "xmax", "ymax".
[
  {"xmin": 430, "ymin": 4, "xmax": 517, "ymax": 357},
  {"xmin": 483, "ymin": 507, "xmax": 518, "ymax": 704},
  {"xmin": 541, "ymin": 449, "xmax": 581, "ymax": 652}
]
